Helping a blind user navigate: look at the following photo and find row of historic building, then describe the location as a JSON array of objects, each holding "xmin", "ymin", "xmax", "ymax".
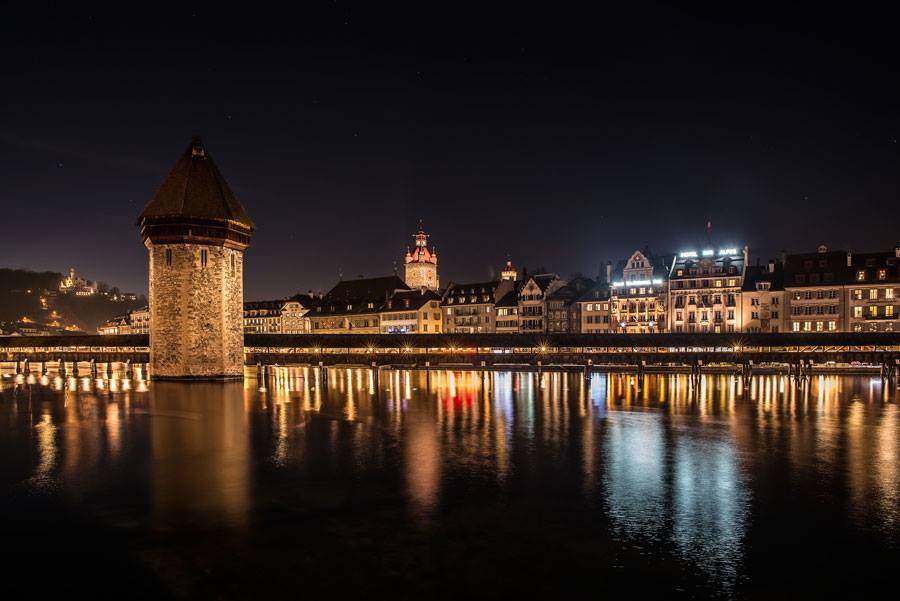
[{"xmin": 233, "ymin": 226, "xmax": 900, "ymax": 335}]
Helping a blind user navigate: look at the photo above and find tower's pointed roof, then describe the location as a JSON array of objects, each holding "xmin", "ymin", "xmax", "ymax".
[{"xmin": 138, "ymin": 138, "xmax": 254, "ymax": 229}]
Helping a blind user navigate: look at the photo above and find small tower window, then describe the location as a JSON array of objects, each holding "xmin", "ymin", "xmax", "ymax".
[
  {"xmin": 165, "ymin": 249, "xmax": 172, "ymax": 266},
  {"xmin": 200, "ymin": 249, "xmax": 208, "ymax": 268}
]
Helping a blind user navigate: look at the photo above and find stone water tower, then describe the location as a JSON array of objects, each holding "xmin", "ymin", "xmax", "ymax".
[{"xmin": 137, "ymin": 138, "xmax": 254, "ymax": 379}]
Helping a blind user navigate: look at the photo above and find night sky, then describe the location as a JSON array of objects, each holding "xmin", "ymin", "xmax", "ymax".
[{"xmin": 2, "ymin": 2, "xmax": 897, "ymax": 299}]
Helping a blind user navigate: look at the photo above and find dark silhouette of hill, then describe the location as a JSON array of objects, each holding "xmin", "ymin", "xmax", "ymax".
[{"xmin": 0, "ymin": 268, "xmax": 146, "ymax": 332}]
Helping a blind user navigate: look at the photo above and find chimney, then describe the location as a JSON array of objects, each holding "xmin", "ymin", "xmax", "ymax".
[
  {"xmin": 846, "ymin": 251, "xmax": 852, "ymax": 267},
  {"xmin": 605, "ymin": 261, "xmax": 613, "ymax": 285},
  {"xmin": 742, "ymin": 245, "xmax": 749, "ymax": 266},
  {"xmin": 780, "ymin": 250, "xmax": 787, "ymax": 266},
  {"xmin": 818, "ymin": 244, "xmax": 828, "ymax": 254},
  {"xmin": 767, "ymin": 260, "xmax": 775, "ymax": 273},
  {"xmin": 895, "ymin": 242, "xmax": 900, "ymax": 258}
]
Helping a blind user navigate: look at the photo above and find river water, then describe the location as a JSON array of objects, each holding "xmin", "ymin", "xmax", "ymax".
[{"xmin": 1, "ymin": 367, "xmax": 898, "ymax": 599}]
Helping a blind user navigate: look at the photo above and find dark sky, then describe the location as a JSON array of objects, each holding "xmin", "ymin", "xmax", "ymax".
[{"xmin": 1, "ymin": 1, "xmax": 897, "ymax": 299}]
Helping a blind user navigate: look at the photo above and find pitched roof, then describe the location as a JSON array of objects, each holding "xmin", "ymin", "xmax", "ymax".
[
  {"xmin": 742, "ymin": 263, "xmax": 785, "ymax": 291},
  {"xmin": 442, "ymin": 280, "xmax": 510, "ymax": 306},
  {"xmin": 381, "ymin": 289, "xmax": 442, "ymax": 312},
  {"xmin": 313, "ymin": 275, "xmax": 409, "ymax": 316},
  {"xmin": 849, "ymin": 251, "xmax": 900, "ymax": 283},
  {"xmin": 783, "ymin": 250, "xmax": 851, "ymax": 287},
  {"xmin": 495, "ymin": 290, "xmax": 519, "ymax": 307},
  {"xmin": 138, "ymin": 138, "xmax": 254, "ymax": 229},
  {"xmin": 529, "ymin": 273, "xmax": 559, "ymax": 291}
]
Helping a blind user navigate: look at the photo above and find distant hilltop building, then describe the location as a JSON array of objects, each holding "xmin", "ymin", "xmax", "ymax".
[
  {"xmin": 404, "ymin": 224, "xmax": 439, "ymax": 291},
  {"xmin": 138, "ymin": 137, "xmax": 254, "ymax": 379},
  {"xmin": 58, "ymin": 268, "xmax": 97, "ymax": 296}
]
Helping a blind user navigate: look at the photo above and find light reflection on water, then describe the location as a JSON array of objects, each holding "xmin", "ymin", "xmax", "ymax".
[{"xmin": 1, "ymin": 367, "xmax": 899, "ymax": 596}]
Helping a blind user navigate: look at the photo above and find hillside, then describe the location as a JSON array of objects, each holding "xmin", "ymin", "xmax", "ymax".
[{"xmin": 0, "ymin": 268, "xmax": 146, "ymax": 333}]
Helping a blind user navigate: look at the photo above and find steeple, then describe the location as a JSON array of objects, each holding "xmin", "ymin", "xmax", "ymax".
[{"xmin": 403, "ymin": 221, "xmax": 439, "ymax": 290}]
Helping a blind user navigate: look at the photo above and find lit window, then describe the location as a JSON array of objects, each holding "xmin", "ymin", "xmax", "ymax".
[
  {"xmin": 878, "ymin": 269, "xmax": 887, "ymax": 280},
  {"xmin": 857, "ymin": 270, "xmax": 866, "ymax": 281},
  {"xmin": 792, "ymin": 322, "xmax": 800, "ymax": 332},
  {"xmin": 853, "ymin": 306, "xmax": 863, "ymax": 318},
  {"xmin": 886, "ymin": 289, "xmax": 894, "ymax": 299},
  {"xmin": 714, "ymin": 279, "xmax": 722, "ymax": 287},
  {"xmin": 869, "ymin": 289, "xmax": 878, "ymax": 300},
  {"xmin": 886, "ymin": 306, "xmax": 894, "ymax": 317},
  {"xmin": 727, "ymin": 279, "xmax": 736, "ymax": 287},
  {"xmin": 870, "ymin": 306, "xmax": 878, "ymax": 317}
]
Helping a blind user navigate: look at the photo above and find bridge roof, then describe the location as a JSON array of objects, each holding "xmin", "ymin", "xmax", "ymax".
[
  {"xmin": 138, "ymin": 138, "xmax": 254, "ymax": 229},
  {"xmin": 4, "ymin": 332, "xmax": 900, "ymax": 350},
  {"xmin": 0, "ymin": 334, "xmax": 148, "ymax": 348},
  {"xmin": 244, "ymin": 331, "xmax": 900, "ymax": 349}
]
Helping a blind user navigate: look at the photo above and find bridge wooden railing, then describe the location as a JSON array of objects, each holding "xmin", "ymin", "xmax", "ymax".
[{"xmin": 3, "ymin": 333, "xmax": 899, "ymax": 369}]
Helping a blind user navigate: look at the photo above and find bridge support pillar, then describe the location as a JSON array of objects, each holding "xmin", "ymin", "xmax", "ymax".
[
  {"xmin": 125, "ymin": 360, "xmax": 133, "ymax": 380},
  {"xmin": 22, "ymin": 359, "xmax": 30, "ymax": 376},
  {"xmin": 14, "ymin": 360, "xmax": 21, "ymax": 376},
  {"xmin": 72, "ymin": 360, "xmax": 79, "ymax": 378},
  {"xmin": 90, "ymin": 359, "xmax": 97, "ymax": 379},
  {"xmin": 58, "ymin": 358, "xmax": 66, "ymax": 378},
  {"xmin": 105, "ymin": 362, "xmax": 113, "ymax": 380}
]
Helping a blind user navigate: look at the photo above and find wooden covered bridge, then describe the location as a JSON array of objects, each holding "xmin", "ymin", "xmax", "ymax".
[{"xmin": 2, "ymin": 332, "xmax": 899, "ymax": 377}]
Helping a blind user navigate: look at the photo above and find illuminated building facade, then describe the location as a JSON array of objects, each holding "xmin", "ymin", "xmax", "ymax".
[
  {"xmin": 608, "ymin": 250, "xmax": 671, "ymax": 333},
  {"xmin": 442, "ymin": 279, "xmax": 515, "ymax": 333},
  {"xmin": 495, "ymin": 290, "xmax": 519, "ymax": 333},
  {"xmin": 138, "ymin": 138, "xmax": 253, "ymax": 379},
  {"xmin": 846, "ymin": 247, "xmax": 900, "ymax": 332},
  {"xmin": 575, "ymin": 282, "xmax": 612, "ymax": 333},
  {"xmin": 404, "ymin": 225, "xmax": 439, "ymax": 291},
  {"xmin": 741, "ymin": 262, "xmax": 785, "ymax": 333},
  {"xmin": 517, "ymin": 274, "xmax": 562, "ymax": 332},
  {"xmin": 783, "ymin": 246, "xmax": 849, "ymax": 333},
  {"xmin": 244, "ymin": 298, "xmax": 312, "ymax": 334},
  {"xmin": 379, "ymin": 289, "xmax": 443, "ymax": 333},
  {"xmin": 668, "ymin": 246, "xmax": 747, "ymax": 333}
]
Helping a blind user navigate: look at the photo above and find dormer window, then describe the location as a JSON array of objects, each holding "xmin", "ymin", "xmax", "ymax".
[
  {"xmin": 878, "ymin": 269, "xmax": 887, "ymax": 280},
  {"xmin": 347, "ymin": 304, "xmax": 353, "ymax": 310},
  {"xmin": 857, "ymin": 270, "xmax": 866, "ymax": 281}
]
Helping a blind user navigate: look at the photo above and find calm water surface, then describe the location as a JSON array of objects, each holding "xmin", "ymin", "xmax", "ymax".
[{"xmin": 1, "ymin": 368, "xmax": 898, "ymax": 599}]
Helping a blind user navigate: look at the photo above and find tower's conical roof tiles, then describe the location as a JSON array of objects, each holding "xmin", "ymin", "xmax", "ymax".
[{"xmin": 138, "ymin": 138, "xmax": 254, "ymax": 229}]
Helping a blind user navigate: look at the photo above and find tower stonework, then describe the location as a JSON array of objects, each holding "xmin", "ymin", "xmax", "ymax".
[
  {"xmin": 404, "ymin": 225, "xmax": 439, "ymax": 290},
  {"xmin": 138, "ymin": 138, "xmax": 254, "ymax": 380}
]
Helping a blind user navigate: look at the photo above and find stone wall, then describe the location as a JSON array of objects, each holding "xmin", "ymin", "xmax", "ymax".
[{"xmin": 147, "ymin": 242, "xmax": 244, "ymax": 378}]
